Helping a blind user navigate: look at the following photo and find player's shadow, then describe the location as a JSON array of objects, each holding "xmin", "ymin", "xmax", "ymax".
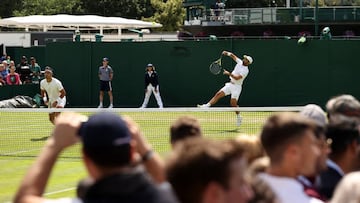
[
  {"xmin": 206, "ymin": 128, "xmax": 241, "ymax": 134},
  {"xmin": 30, "ymin": 136, "xmax": 49, "ymax": 141}
]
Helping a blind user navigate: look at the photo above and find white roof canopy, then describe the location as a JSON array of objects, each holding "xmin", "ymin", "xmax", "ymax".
[{"xmin": 0, "ymin": 14, "xmax": 162, "ymax": 34}]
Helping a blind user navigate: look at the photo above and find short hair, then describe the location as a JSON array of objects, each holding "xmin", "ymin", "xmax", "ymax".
[
  {"xmin": 170, "ymin": 116, "xmax": 202, "ymax": 144},
  {"xmin": 233, "ymin": 135, "xmax": 265, "ymax": 164},
  {"xmin": 326, "ymin": 120, "xmax": 360, "ymax": 157},
  {"xmin": 166, "ymin": 138, "xmax": 245, "ymax": 203},
  {"xmin": 326, "ymin": 94, "xmax": 360, "ymax": 125},
  {"xmin": 260, "ymin": 112, "xmax": 316, "ymax": 163}
]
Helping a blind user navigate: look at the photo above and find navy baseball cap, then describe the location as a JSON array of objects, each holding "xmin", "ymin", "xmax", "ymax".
[
  {"xmin": 103, "ymin": 57, "xmax": 109, "ymax": 62},
  {"xmin": 78, "ymin": 112, "xmax": 132, "ymax": 167}
]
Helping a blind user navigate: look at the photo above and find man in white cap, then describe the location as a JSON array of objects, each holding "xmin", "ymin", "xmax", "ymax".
[{"xmin": 198, "ymin": 50, "xmax": 253, "ymax": 126}]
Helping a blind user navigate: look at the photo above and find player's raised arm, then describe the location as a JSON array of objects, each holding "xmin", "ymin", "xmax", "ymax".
[{"xmin": 222, "ymin": 50, "xmax": 239, "ymax": 62}]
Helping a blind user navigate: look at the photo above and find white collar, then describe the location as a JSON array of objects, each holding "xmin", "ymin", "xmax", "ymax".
[
  {"xmin": 298, "ymin": 175, "xmax": 313, "ymax": 187},
  {"xmin": 326, "ymin": 159, "xmax": 345, "ymax": 176}
]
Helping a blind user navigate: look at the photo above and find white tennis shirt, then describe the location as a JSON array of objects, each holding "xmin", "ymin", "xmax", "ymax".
[
  {"xmin": 40, "ymin": 77, "xmax": 65, "ymax": 103},
  {"xmin": 258, "ymin": 173, "xmax": 324, "ymax": 203},
  {"xmin": 230, "ymin": 58, "xmax": 249, "ymax": 85}
]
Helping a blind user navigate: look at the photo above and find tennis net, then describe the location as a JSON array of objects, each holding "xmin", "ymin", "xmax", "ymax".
[{"xmin": 0, "ymin": 107, "xmax": 303, "ymax": 159}]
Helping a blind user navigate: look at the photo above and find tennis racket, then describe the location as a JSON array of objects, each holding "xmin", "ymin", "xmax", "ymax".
[{"xmin": 209, "ymin": 54, "xmax": 223, "ymax": 75}]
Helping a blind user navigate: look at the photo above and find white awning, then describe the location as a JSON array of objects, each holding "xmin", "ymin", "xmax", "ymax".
[{"xmin": 0, "ymin": 14, "xmax": 162, "ymax": 32}]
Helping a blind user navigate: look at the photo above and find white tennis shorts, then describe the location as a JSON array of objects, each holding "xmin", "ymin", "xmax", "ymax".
[
  {"xmin": 220, "ymin": 82, "xmax": 242, "ymax": 100},
  {"xmin": 50, "ymin": 97, "xmax": 66, "ymax": 108}
]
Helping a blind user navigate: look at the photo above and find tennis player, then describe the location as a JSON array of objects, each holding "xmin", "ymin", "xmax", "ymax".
[
  {"xmin": 198, "ymin": 50, "xmax": 253, "ymax": 126},
  {"xmin": 40, "ymin": 66, "xmax": 66, "ymax": 124},
  {"xmin": 140, "ymin": 63, "xmax": 163, "ymax": 108}
]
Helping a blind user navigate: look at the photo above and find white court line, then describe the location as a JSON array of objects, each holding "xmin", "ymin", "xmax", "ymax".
[
  {"xmin": 3, "ymin": 187, "xmax": 76, "ymax": 203},
  {"xmin": 44, "ymin": 187, "xmax": 76, "ymax": 196},
  {"xmin": 2, "ymin": 148, "xmax": 41, "ymax": 156}
]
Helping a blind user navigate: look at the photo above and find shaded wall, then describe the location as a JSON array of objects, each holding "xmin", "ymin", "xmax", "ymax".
[{"xmin": 2, "ymin": 39, "xmax": 360, "ymax": 107}]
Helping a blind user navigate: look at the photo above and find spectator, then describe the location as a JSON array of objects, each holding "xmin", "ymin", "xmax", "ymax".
[
  {"xmin": 258, "ymin": 112, "xmax": 323, "ymax": 203},
  {"xmin": 233, "ymin": 135, "xmax": 265, "ymax": 164},
  {"xmin": 325, "ymin": 94, "xmax": 360, "ymax": 125},
  {"xmin": 169, "ymin": 115, "xmax": 202, "ymax": 147},
  {"xmin": 14, "ymin": 112, "xmax": 177, "ymax": 203},
  {"xmin": 317, "ymin": 95, "xmax": 360, "ymax": 199},
  {"xmin": 166, "ymin": 137, "xmax": 253, "ymax": 203},
  {"xmin": 2, "ymin": 60, "xmax": 9, "ymax": 70},
  {"xmin": 0, "ymin": 75, "xmax": 5, "ymax": 86},
  {"xmin": 320, "ymin": 27, "xmax": 332, "ymax": 40},
  {"xmin": 29, "ymin": 57, "xmax": 42, "ymax": 84},
  {"xmin": 6, "ymin": 55, "xmax": 11, "ymax": 65},
  {"xmin": 248, "ymin": 175, "xmax": 280, "ymax": 203},
  {"xmin": 331, "ymin": 171, "xmax": 360, "ymax": 203},
  {"xmin": 0, "ymin": 63, "xmax": 9, "ymax": 83},
  {"xmin": 214, "ymin": 0, "xmax": 225, "ymax": 18},
  {"xmin": 6, "ymin": 64, "xmax": 21, "ymax": 85},
  {"xmin": 298, "ymin": 104, "xmax": 330, "ymax": 201},
  {"xmin": 247, "ymin": 156, "xmax": 270, "ymax": 178},
  {"xmin": 0, "ymin": 53, "xmax": 7, "ymax": 62},
  {"xmin": 16, "ymin": 55, "xmax": 31, "ymax": 84}
]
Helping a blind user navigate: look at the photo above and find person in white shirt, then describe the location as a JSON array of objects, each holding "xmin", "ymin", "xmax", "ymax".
[
  {"xmin": 40, "ymin": 66, "xmax": 66, "ymax": 124},
  {"xmin": 258, "ymin": 112, "xmax": 323, "ymax": 203},
  {"xmin": 198, "ymin": 50, "xmax": 253, "ymax": 126}
]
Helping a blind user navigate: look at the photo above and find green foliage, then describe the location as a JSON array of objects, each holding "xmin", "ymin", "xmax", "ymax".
[
  {"xmin": 13, "ymin": 0, "xmax": 83, "ymax": 16},
  {"xmin": 145, "ymin": 0, "xmax": 185, "ymax": 31},
  {"xmin": 79, "ymin": 0, "xmax": 154, "ymax": 19},
  {"xmin": 0, "ymin": 0, "xmax": 22, "ymax": 18}
]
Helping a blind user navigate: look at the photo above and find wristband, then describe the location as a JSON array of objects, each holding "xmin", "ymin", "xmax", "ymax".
[
  {"xmin": 141, "ymin": 150, "xmax": 154, "ymax": 162},
  {"xmin": 227, "ymin": 52, "xmax": 232, "ymax": 56},
  {"xmin": 43, "ymin": 97, "xmax": 47, "ymax": 103}
]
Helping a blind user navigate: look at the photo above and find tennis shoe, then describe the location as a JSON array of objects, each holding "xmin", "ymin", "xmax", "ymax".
[
  {"xmin": 97, "ymin": 104, "xmax": 103, "ymax": 108},
  {"xmin": 236, "ymin": 115, "xmax": 242, "ymax": 127},
  {"xmin": 197, "ymin": 104, "xmax": 209, "ymax": 108},
  {"xmin": 108, "ymin": 104, "xmax": 113, "ymax": 108}
]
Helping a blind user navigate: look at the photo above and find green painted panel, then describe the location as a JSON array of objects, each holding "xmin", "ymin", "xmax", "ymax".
[{"xmin": 3, "ymin": 39, "xmax": 360, "ymax": 108}]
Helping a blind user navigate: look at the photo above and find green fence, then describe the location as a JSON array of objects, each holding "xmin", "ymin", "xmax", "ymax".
[{"xmin": 2, "ymin": 39, "xmax": 360, "ymax": 108}]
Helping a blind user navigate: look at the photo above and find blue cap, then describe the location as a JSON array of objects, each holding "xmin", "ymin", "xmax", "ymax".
[
  {"xmin": 79, "ymin": 112, "xmax": 131, "ymax": 148},
  {"xmin": 103, "ymin": 57, "xmax": 109, "ymax": 62}
]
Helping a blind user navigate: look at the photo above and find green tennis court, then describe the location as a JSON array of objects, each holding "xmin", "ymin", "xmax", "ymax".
[{"xmin": 0, "ymin": 108, "xmax": 300, "ymax": 202}]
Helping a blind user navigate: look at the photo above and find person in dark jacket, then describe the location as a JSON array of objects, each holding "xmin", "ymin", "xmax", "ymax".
[
  {"xmin": 14, "ymin": 112, "xmax": 177, "ymax": 203},
  {"xmin": 140, "ymin": 63, "xmax": 163, "ymax": 108}
]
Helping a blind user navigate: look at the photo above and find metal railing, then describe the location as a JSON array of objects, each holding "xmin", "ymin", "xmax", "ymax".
[{"xmin": 184, "ymin": 6, "xmax": 360, "ymax": 26}]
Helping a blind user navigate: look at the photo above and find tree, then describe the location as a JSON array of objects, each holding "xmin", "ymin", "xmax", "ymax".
[
  {"xmin": 79, "ymin": 0, "xmax": 154, "ymax": 19},
  {"xmin": 13, "ymin": 0, "xmax": 83, "ymax": 16},
  {"xmin": 0, "ymin": 0, "xmax": 22, "ymax": 18},
  {"xmin": 146, "ymin": 0, "xmax": 185, "ymax": 31}
]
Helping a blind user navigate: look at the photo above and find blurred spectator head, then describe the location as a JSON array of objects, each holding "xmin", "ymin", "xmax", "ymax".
[
  {"xmin": 260, "ymin": 112, "xmax": 320, "ymax": 176},
  {"xmin": 326, "ymin": 94, "xmax": 360, "ymax": 125},
  {"xmin": 300, "ymin": 104, "xmax": 327, "ymax": 128},
  {"xmin": 170, "ymin": 115, "xmax": 202, "ymax": 146},
  {"xmin": 78, "ymin": 112, "xmax": 133, "ymax": 168},
  {"xmin": 300, "ymin": 104, "xmax": 330, "ymax": 174},
  {"xmin": 344, "ymin": 30, "xmax": 355, "ymax": 37},
  {"xmin": 232, "ymin": 135, "xmax": 265, "ymax": 164},
  {"xmin": 166, "ymin": 138, "xmax": 253, "ymax": 203},
  {"xmin": 331, "ymin": 172, "xmax": 360, "ymax": 203}
]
